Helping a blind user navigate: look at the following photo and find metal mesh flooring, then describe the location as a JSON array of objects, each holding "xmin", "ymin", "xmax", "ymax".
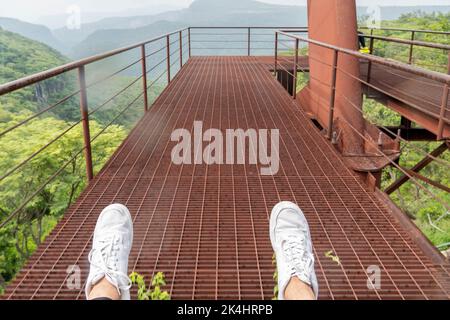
[{"xmin": 4, "ymin": 56, "xmax": 450, "ymax": 300}]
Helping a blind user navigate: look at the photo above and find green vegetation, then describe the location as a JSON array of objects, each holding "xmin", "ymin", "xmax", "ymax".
[
  {"xmin": 361, "ymin": 12, "xmax": 450, "ymax": 249},
  {"xmin": 130, "ymin": 272, "xmax": 170, "ymax": 300}
]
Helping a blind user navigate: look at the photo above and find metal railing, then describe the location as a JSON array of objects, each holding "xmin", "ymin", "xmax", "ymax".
[
  {"xmin": 275, "ymin": 30, "xmax": 450, "ymax": 213},
  {"xmin": 1, "ymin": 25, "xmax": 449, "ymax": 230},
  {"xmin": 275, "ymin": 30, "xmax": 450, "ymax": 137},
  {"xmin": 0, "ymin": 28, "xmax": 190, "ymax": 228},
  {"xmin": 189, "ymin": 27, "xmax": 308, "ymax": 56}
]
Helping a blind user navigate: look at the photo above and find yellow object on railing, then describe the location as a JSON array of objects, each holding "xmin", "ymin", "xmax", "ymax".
[{"xmin": 359, "ymin": 47, "xmax": 370, "ymax": 54}]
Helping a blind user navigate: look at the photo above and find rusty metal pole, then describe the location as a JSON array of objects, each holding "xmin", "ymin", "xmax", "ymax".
[
  {"xmin": 328, "ymin": 50, "xmax": 339, "ymax": 140},
  {"xmin": 408, "ymin": 31, "xmax": 415, "ymax": 65},
  {"xmin": 141, "ymin": 45, "xmax": 149, "ymax": 112},
  {"xmin": 166, "ymin": 35, "xmax": 171, "ymax": 84},
  {"xmin": 274, "ymin": 32, "xmax": 278, "ymax": 76},
  {"xmin": 248, "ymin": 27, "xmax": 251, "ymax": 56},
  {"xmin": 437, "ymin": 84, "xmax": 449, "ymax": 140},
  {"xmin": 293, "ymin": 38, "xmax": 299, "ymax": 99},
  {"xmin": 77, "ymin": 66, "xmax": 94, "ymax": 182},
  {"xmin": 367, "ymin": 37, "xmax": 375, "ymax": 83},
  {"xmin": 188, "ymin": 28, "xmax": 191, "ymax": 58},
  {"xmin": 179, "ymin": 31, "xmax": 183, "ymax": 69}
]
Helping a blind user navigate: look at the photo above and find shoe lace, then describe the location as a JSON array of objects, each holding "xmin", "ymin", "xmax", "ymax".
[
  {"xmin": 88, "ymin": 234, "xmax": 132, "ymax": 292},
  {"xmin": 284, "ymin": 233, "xmax": 315, "ymax": 280}
]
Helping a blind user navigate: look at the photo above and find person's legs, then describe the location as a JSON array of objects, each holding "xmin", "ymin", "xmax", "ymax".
[
  {"xmin": 270, "ymin": 201, "xmax": 319, "ymax": 300},
  {"xmin": 85, "ymin": 204, "xmax": 133, "ymax": 300}
]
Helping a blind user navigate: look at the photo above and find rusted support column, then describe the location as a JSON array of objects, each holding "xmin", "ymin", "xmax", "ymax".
[
  {"xmin": 248, "ymin": 27, "xmax": 251, "ymax": 56},
  {"xmin": 307, "ymin": 0, "xmax": 364, "ymax": 154},
  {"xmin": 292, "ymin": 38, "xmax": 299, "ymax": 99},
  {"xmin": 437, "ymin": 84, "xmax": 449, "ymax": 140},
  {"xmin": 328, "ymin": 50, "xmax": 339, "ymax": 140},
  {"xmin": 77, "ymin": 66, "xmax": 94, "ymax": 182},
  {"xmin": 166, "ymin": 35, "xmax": 171, "ymax": 84},
  {"xmin": 408, "ymin": 31, "xmax": 415, "ymax": 65},
  {"xmin": 141, "ymin": 45, "xmax": 149, "ymax": 112},
  {"xmin": 179, "ymin": 31, "xmax": 183, "ymax": 68}
]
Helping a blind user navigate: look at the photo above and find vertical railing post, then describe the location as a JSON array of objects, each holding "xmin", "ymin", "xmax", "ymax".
[
  {"xmin": 408, "ymin": 31, "xmax": 415, "ymax": 65},
  {"xmin": 328, "ymin": 50, "xmax": 339, "ymax": 141},
  {"xmin": 141, "ymin": 45, "xmax": 149, "ymax": 112},
  {"xmin": 188, "ymin": 28, "xmax": 191, "ymax": 58},
  {"xmin": 447, "ymin": 51, "xmax": 450, "ymax": 75},
  {"xmin": 367, "ymin": 37, "xmax": 375, "ymax": 83},
  {"xmin": 437, "ymin": 84, "xmax": 449, "ymax": 140},
  {"xmin": 179, "ymin": 31, "xmax": 183, "ymax": 69},
  {"xmin": 292, "ymin": 38, "xmax": 299, "ymax": 99},
  {"xmin": 274, "ymin": 32, "xmax": 278, "ymax": 76},
  {"xmin": 248, "ymin": 27, "xmax": 251, "ymax": 56},
  {"xmin": 77, "ymin": 66, "xmax": 94, "ymax": 182},
  {"xmin": 166, "ymin": 35, "xmax": 171, "ymax": 84}
]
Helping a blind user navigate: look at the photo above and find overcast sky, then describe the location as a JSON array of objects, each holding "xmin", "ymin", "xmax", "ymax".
[{"xmin": 1, "ymin": 0, "xmax": 450, "ymax": 23}]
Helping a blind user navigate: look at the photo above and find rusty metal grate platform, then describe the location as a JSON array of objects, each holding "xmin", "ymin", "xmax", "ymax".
[{"xmin": 3, "ymin": 56, "xmax": 450, "ymax": 300}]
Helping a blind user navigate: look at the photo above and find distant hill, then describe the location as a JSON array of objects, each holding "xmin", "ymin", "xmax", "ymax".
[
  {"xmin": 65, "ymin": 0, "xmax": 450, "ymax": 58},
  {"xmin": 70, "ymin": 0, "xmax": 306, "ymax": 58},
  {"xmin": 0, "ymin": 28, "xmax": 79, "ymax": 120},
  {"xmin": 54, "ymin": 10, "xmax": 183, "ymax": 49},
  {"xmin": 0, "ymin": 17, "xmax": 66, "ymax": 54},
  {"xmin": 4, "ymin": 0, "xmax": 450, "ymax": 59}
]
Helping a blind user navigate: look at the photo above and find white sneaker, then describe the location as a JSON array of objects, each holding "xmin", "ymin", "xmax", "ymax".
[
  {"xmin": 270, "ymin": 201, "xmax": 319, "ymax": 300},
  {"xmin": 85, "ymin": 204, "xmax": 133, "ymax": 300}
]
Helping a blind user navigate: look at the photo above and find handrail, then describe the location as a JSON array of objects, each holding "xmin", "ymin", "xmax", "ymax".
[
  {"xmin": 362, "ymin": 34, "xmax": 450, "ymax": 51},
  {"xmin": 0, "ymin": 27, "xmax": 190, "ymax": 229},
  {"xmin": 0, "ymin": 28, "xmax": 189, "ymax": 96},
  {"xmin": 274, "ymin": 29, "xmax": 450, "ymax": 214},
  {"xmin": 359, "ymin": 26, "xmax": 450, "ymax": 36},
  {"xmin": 277, "ymin": 30, "xmax": 450, "ymax": 85}
]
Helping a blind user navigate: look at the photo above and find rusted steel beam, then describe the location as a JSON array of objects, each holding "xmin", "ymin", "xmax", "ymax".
[
  {"xmin": 378, "ymin": 126, "xmax": 436, "ymax": 141},
  {"xmin": 141, "ymin": 45, "xmax": 149, "ymax": 112},
  {"xmin": 77, "ymin": 66, "xmax": 94, "ymax": 182},
  {"xmin": 407, "ymin": 170, "xmax": 450, "ymax": 194},
  {"xmin": 385, "ymin": 142, "xmax": 448, "ymax": 194}
]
